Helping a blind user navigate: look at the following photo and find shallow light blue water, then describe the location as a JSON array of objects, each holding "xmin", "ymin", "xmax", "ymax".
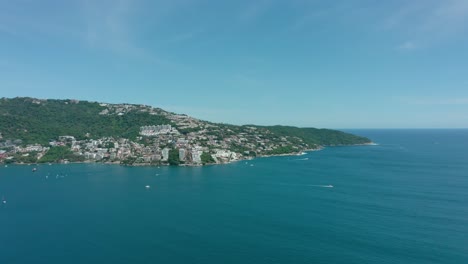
[{"xmin": 1, "ymin": 129, "xmax": 467, "ymax": 264}]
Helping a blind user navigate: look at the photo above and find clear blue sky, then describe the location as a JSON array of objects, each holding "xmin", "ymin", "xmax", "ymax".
[{"xmin": 1, "ymin": 0, "xmax": 467, "ymax": 128}]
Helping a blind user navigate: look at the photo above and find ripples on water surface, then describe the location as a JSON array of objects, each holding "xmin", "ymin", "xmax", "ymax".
[{"xmin": 1, "ymin": 129, "xmax": 467, "ymax": 264}]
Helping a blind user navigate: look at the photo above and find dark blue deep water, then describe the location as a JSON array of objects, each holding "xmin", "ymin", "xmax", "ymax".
[{"xmin": 1, "ymin": 129, "xmax": 468, "ymax": 264}]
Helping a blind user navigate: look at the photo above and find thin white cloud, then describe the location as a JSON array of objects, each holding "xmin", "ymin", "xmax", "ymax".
[
  {"xmin": 0, "ymin": 23, "xmax": 18, "ymax": 36},
  {"xmin": 291, "ymin": 9, "xmax": 329, "ymax": 31},
  {"xmin": 238, "ymin": 0, "xmax": 272, "ymax": 23},
  {"xmin": 397, "ymin": 41, "xmax": 416, "ymax": 50},
  {"xmin": 0, "ymin": 1, "xmax": 81, "ymax": 40},
  {"xmin": 399, "ymin": 97, "xmax": 468, "ymax": 105},
  {"xmin": 291, "ymin": 1, "xmax": 379, "ymax": 31},
  {"xmin": 78, "ymin": 0, "xmax": 191, "ymax": 67},
  {"xmin": 165, "ymin": 29, "xmax": 204, "ymax": 45},
  {"xmin": 425, "ymin": 0, "xmax": 468, "ymax": 32},
  {"xmin": 232, "ymin": 73, "xmax": 264, "ymax": 87},
  {"xmin": 81, "ymin": 0, "xmax": 146, "ymax": 57},
  {"xmin": 291, "ymin": 1, "xmax": 468, "ymax": 47},
  {"xmin": 0, "ymin": 0, "xmax": 145, "ymax": 58},
  {"xmin": 386, "ymin": 0, "xmax": 468, "ymax": 44}
]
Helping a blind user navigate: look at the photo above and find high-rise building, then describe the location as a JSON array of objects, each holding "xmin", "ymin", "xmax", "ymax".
[
  {"xmin": 179, "ymin": 149, "xmax": 186, "ymax": 161},
  {"xmin": 162, "ymin": 148, "xmax": 169, "ymax": 161}
]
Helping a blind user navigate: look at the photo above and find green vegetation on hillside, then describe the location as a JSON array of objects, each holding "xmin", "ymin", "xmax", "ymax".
[
  {"xmin": 0, "ymin": 97, "xmax": 371, "ymax": 154},
  {"xmin": 38, "ymin": 146, "xmax": 85, "ymax": 163},
  {"xmin": 168, "ymin": 149, "xmax": 180, "ymax": 165},
  {"xmin": 12, "ymin": 152, "xmax": 39, "ymax": 163},
  {"xmin": 0, "ymin": 97, "xmax": 170, "ymax": 144},
  {"xmin": 201, "ymin": 152, "xmax": 215, "ymax": 164},
  {"xmin": 264, "ymin": 145, "xmax": 297, "ymax": 155},
  {"xmin": 260, "ymin": 126, "xmax": 370, "ymax": 146}
]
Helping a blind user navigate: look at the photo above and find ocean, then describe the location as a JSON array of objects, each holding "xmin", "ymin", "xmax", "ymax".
[{"xmin": 1, "ymin": 129, "xmax": 467, "ymax": 264}]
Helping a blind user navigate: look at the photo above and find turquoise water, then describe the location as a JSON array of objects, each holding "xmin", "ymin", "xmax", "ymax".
[{"xmin": 1, "ymin": 129, "xmax": 468, "ymax": 263}]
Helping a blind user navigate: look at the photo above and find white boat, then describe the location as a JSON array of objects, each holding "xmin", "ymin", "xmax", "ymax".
[{"xmin": 145, "ymin": 185, "xmax": 150, "ymax": 189}]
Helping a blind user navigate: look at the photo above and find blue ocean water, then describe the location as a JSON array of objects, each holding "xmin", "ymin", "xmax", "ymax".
[{"xmin": 1, "ymin": 129, "xmax": 467, "ymax": 264}]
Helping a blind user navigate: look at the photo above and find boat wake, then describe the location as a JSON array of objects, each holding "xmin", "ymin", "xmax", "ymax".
[
  {"xmin": 312, "ymin": 184, "xmax": 333, "ymax": 188},
  {"xmin": 296, "ymin": 158, "xmax": 309, "ymax": 161},
  {"xmin": 275, "ymin": 183, "xmax": 333, "ymax": 188}
]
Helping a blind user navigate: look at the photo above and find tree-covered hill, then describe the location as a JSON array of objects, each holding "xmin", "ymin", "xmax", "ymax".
[
  {"xmin": 261, "ymin": 125, "xmax": 370, "ymax": 147},
  {"xmin": 0, "ymin": 97, "xmax": 170, "ymax": 144},
  {"xmin": 0, "ymin": 97, "xmax": 371, "ymax": 148}
]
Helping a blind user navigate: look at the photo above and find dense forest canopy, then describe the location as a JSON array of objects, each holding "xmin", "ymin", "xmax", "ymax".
[
  {"xmin": 0, "ymin": 97, "xmax": 170, "ymax": 144},
  {"xmin": 0, "ymin": 97, "xmax": 370, "ymax": 147}
]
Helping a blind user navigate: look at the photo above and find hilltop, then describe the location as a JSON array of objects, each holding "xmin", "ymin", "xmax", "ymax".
[{"xmin": 0, "ymin": 97, "xmax": 371, "ymax": 165}]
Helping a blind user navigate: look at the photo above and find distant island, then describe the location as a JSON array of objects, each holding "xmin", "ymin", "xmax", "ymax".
[{"xmin": 0, "ymin": 97, "xmax": 371, "ymax": 166}]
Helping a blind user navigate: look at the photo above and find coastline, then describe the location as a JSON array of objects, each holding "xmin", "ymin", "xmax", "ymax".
[{"xmin": 1, "ymin": 142, "xmax": 375, "ymax": 167}]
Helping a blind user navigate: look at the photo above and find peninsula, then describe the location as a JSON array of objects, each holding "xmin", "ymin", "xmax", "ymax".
[{"xmin": 0, "ymin": 97, "xmax": 371, "ymax": 166}]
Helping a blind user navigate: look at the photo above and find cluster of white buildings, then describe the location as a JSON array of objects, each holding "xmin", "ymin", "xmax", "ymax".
[
  {"xmin": 213, "ymin": 149, "xmax": 238, "ymax": 159},
  {"xmin": 191, "ymin": 146, "xmax": 203, "ymax": 164},
  {"xmin": 140, "ymin": 125, "xmax": 178, "ymax": 136},
  {"xmin": 14, "ymin": 144, "xmax": 49, "ymax": 153}
]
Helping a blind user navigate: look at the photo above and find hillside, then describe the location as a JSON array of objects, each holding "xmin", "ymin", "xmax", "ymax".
[
  {"xmin": 0, "ymin": 97, "xmax": 371, "ymax": 165},
  {"xmin": 0, "ymin": 98, "xmax": 169, "ymax": 144}
]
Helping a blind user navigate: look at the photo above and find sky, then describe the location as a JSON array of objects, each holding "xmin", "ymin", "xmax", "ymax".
[{"xmin": 1, "ymin": 0, "xmax": 468, "ymax": 128}]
